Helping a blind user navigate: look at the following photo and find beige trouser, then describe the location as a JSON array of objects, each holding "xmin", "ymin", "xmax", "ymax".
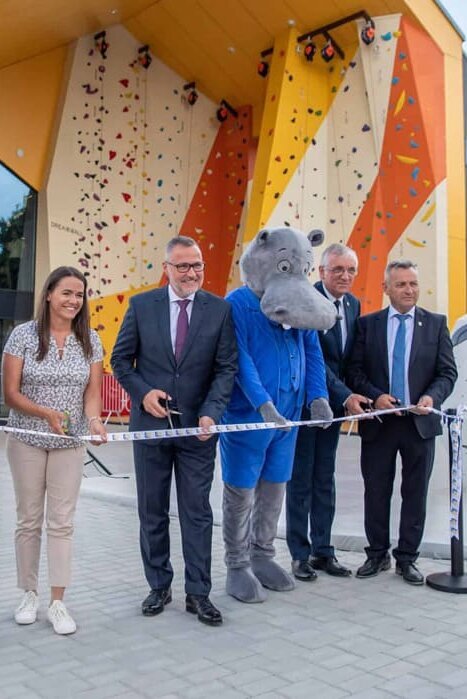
[{"xmin": 7, "ymin": 436, "xmax": 84, "ymax": 590}]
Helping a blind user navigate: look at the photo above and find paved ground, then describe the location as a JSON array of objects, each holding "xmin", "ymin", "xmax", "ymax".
[{"xmin": 1, "ymin": 432, "xmax": 467, "ymax": 699}]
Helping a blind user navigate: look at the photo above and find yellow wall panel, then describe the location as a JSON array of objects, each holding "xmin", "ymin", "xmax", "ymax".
[
  {"xmin": 444, "ymin": 53, "xmax": 467, "ymax": 324},
  {"xmin": 246, "ymin": 27, "xmax": 349, "ymax": 240},
  {"xmin": 0, "ymin": 46, "xmax": 68, "ymax": 189}
]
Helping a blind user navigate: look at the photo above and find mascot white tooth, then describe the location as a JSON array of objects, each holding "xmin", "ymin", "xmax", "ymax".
[{"xmin": 220, "ymin": 227, "xmax": 337, "ymax": 603}]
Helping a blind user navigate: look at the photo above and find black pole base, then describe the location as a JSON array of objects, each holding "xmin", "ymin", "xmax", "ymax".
[{"xmin": 426, "ymin": 572, "xmax": 467, "ymax": 593}]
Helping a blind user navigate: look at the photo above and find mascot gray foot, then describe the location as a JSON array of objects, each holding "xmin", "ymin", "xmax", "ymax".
[
  {"xmin": 223, "ymin": 480, "xmax": 294, "ymax": 602},
  {"xmin": 223, "ymin": 484, "xmax": 267, "ymax": 603},
  {"xmin": 226, "ymin": 567, "xmax": 268, "ymax": 603},
  {"xmin": 251, "ymin": 558, "xmax": 295, "ymax": 591},
  {"xmin": 250, "ymin": 479, "xmax": 295, "ymax": 592}
]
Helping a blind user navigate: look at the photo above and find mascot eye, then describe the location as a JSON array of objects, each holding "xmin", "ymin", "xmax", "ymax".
[
  {"xmin": 277, "ymin": 259, "xmax": 291, "ymax": 273},
  {"xmin": 304, "ymin": 263, "xmax": 311, "ymax": 274}
]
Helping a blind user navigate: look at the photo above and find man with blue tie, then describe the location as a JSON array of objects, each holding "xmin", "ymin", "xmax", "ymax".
[
  {"xmin": 348, "ymin": 260, "xmax": 457, "ymax": 585},
  {"xmin": 286, "ymin": 243, "xmax": 367, "ymax": 581}
]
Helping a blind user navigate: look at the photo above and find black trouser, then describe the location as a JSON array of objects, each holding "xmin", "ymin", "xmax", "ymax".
[
  {"xmin": 134, "ymin": 433, "xmax": 217, "ymax": 596},
  {"xmin": 286, "ymin": 417, "xmax": 340, "ymax": 560},
  {"xmin": 360, "ymin": 415, "xmax": 435, "ymax": 564}
]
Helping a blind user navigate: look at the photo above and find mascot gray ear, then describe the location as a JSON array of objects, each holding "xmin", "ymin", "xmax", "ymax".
[
  {"xmin": 257, "ymin": 229, "xmax": 270, "ymax": 244},
  {"xmin": 308, "ymin": 230, "xmax": 325, "ymax": 247}
]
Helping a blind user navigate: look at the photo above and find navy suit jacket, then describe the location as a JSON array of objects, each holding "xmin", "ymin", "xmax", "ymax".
[
  {"xmin": 347, "ymin": 306, "xmax": 457, "ymax": 440},
  {"xmin": 110, "ymin": 286, "xmax": 238, "ymax": 431},
  {"xmin": 315, "ymin": 281, "xmax": 360, "ymax": 416}
]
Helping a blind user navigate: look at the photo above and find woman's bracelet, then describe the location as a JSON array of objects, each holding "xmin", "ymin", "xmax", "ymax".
[{"xmin": 88, "ymin": 416, "xmax": 103, "ymax": 426}]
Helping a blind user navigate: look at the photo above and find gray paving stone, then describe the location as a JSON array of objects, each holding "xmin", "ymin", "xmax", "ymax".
[
  {"xmin": 75, "ymin": 683, "xmax": 131, "ymax": 699},
  {"xmin": 281, "ymin": 679, "xmax": 349, "ymax": 698},
  {"xmin": 240, "ymin": 675, "xmax": 289, "ymax": 696},
  {"xmin": 412, "ymin": 659, "xmax": 465, "ymax": 685}
]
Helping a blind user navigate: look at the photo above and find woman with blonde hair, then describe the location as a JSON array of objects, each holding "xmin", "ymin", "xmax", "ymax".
[{"xmin": 2, "ymin": 266, "xmax": 107, "ymax": 635}]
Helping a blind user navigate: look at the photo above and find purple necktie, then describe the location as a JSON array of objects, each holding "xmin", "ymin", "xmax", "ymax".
[{"xmin": 175, "ymin": 299, "xmax": 190, "ymax": 362}]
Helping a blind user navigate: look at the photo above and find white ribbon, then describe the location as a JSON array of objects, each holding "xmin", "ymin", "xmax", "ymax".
[
  {"xmin": 448, "ymin": 405, "xmax": 467, "ymax": 540},
  {"xmin": 1, "ymin": 404, "xmax": 455, "ymax": 443},
  {"xmin": 3, "ymin": 403, "xmax": 464, "ymax": 541}
]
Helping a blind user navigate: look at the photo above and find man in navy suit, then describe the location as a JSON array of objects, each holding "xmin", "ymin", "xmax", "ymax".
[
  {"xmin": 286, "ymin": 243, "xmax": 367, "ymax": 581},
  {"xmin": 111, "ymin": 236, "xmax": 237, "ymax": 625},
  {"xmin": 348, "ymin": 260, "xmax": 457, "ymax": 585}
]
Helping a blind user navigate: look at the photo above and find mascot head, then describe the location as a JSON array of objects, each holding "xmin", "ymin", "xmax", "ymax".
[{"xmin": 240, "ymin": 227, "xmax": 337, "ymax": 331}]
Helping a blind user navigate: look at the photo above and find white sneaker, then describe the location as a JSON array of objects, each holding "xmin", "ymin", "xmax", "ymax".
[
  {"xmin": 47, "ymin": 600, "xmax": 77, "ymax": 635},
  {"xmin": 15, "ymin": 591, "xmax": 39, "ymax": 625}
]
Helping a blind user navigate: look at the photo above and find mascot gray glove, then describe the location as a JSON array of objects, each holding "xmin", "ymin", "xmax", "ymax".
[
  {"xmin": 309, "ymin": 397, "xmax": 333, "ymax": 430},
  {"xmin": 259, "ymin": 401, "xmax": 290, "ymax": 430}
]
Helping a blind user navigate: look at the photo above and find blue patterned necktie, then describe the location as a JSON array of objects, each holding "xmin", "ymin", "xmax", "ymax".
[{"xmin": 391, "ymin": 314, "xmax": 408, "ymax": 404}]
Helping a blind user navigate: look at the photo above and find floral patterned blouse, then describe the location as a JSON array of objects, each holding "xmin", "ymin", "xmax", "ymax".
[{"xmin": 3, "ymin": 320, "xmax": 103, "ymax": 449}]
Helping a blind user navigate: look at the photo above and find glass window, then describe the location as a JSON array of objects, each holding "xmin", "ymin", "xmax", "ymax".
[{"xmin": 0, "ymin": 162, "xmax": 37, "ymax": 418}]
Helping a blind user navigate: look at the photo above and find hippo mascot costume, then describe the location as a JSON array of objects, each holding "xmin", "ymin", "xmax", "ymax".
[{"xmin": 220, "ymin": 227, "xmax": 337, "ymax": 603}]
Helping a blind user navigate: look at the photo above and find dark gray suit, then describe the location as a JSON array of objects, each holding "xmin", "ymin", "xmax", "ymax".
[
  {"xmin": 286, "ymin": 282, "xmax": 360, "ymax": 560},
  {"xmin": 111, "ymin": 286, "xmax": 237, "ymax": 595},
  {"xmin": 347, "ymin": 306, "xmax": 457, "ymax": 563}
]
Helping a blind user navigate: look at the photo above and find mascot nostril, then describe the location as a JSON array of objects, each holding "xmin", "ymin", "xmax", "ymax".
[{"xmin": 220, "ymin": 226, "xmax": 334, "ymax": 605}]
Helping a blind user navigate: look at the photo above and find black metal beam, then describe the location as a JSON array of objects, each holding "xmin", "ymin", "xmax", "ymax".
[{"xmin": 296, "ymin": 10, "xmax": 371, "ymax": 43}]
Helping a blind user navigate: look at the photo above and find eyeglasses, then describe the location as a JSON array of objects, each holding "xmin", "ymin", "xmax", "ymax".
[
  {"xmin": 166, "ymin": 262, "xmax": 205, "ymax": 273},
  {"xmin": 325, "ymin": 266, "xmax": 357, "ymax": 276}
]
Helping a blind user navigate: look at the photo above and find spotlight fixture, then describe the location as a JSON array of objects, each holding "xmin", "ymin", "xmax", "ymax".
[
  {"xmin": 94, "ymin": 31, "xmax": 109, "ymax": 60},
  {"xmin": 321, "ymin": 38, "xmax": 335, "ymax": 63},
  {"xmin": 216, "ymin": 99, "xmax": 238, "ymax": 123},
  {"xmin": 258, "ymin": 47, "xmax": 273, "ymax": 77},
  {"xmin": 304, "ymin": 41, "xmax": 317, "ymax": 62},
  {"xmin": 361, "ymin": 17, "xmax": 376, "ymax": 45},
  {"xmin": 138, "ymin": 44, "xmax": 152, "ymax": 69},
  {"xmin": 257, "ymin": 60, "xmax": 269, "ymax": 78},
  {"xmin": 183, "ymin": 81, "xmax": 198, "ymax": 106}
]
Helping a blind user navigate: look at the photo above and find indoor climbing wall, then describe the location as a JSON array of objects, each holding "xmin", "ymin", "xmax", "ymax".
[
  {"xmin": 46, "ymin": 24, "xmax": 252, "ymax": 365},
  {"xmin": 256, "ymin": 15, "xmax": 447, "ymax": 313},
  {"xmin": 347, "ymin": 16, "xmax": 446, "ymax": 313}
]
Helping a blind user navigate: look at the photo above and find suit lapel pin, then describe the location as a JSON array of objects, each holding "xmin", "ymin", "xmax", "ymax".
[{"xmin": 418, "ymin": 321, "xmax": 423, "ymax": 326}]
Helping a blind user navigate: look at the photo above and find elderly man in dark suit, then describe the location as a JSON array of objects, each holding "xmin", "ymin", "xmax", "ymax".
[
  {"xmin": 286, "ymin": 243, "xmax": 368, "ymax": 581},
  {"xmin": 111, "ymin": 236, "xmax": 237, "ymax": 625},
  {"xmin": 348, "ymin": 260, "xmax": 457, "ymax": 585}
]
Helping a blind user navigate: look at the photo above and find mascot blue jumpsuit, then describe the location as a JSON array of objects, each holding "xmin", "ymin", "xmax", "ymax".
[{"xmin": 220, "ymin": 227, "xmax": 335, "ymax": 604}]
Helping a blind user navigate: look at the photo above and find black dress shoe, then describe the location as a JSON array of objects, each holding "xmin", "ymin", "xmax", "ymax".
[
  {"xmin": 310, "ymin": 556, "xmax": 352, "ymax": 577},
  {"xmin": 142, "ymin": 588, "xmax": 172, "ymax": 616},
  {"xmin": 186, "ymin": 594, "xmax": 223, "ymax": 626},
  {"xmin": 396, "ymin": 562, "xmax": 424, "ymax": 585},
  {"xmin": 291, "ymin": 560, "xmax": 318, "ymax": 581},
  {"xmin": 356, "ymin": 554, "xmax": 391, "ymax": 578}
]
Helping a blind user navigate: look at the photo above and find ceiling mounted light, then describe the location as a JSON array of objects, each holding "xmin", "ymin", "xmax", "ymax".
[
  {"xmin": 94, "ymin": 31, "xmax": 109, "ymax": 60},
  {"xmin": 304, "ymin": 41, "xmax": 317, "ymax": 62},
  {"xmin": 321, "ymin": 38, "xmax": 336, "ymax": 63},
  {"xmin": 361, "ymin": 18, "xmax": 376, "ymax": 45},
  {"xmin": 184, "ymin": 81, "xmax": 198, "ymax": 106},
  {"xmin": 257, "ymin": 60, "xmax": 269, "ymax": 78},
  {"xmin": 216, "ymin": 99, "xmax": 238, "ymax": 123},
  {"xmin": 138, "ymin": 45, "xmax": 152, "ymax": 69}
]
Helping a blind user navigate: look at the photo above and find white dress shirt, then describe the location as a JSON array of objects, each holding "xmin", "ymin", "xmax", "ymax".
[
  {"xmin": 168, "ymin": 285, "xmax": 195, "ymax": 353},
  {"xmin": 387, "ymin": 305, "xmax": 415, "ymax": 404}
]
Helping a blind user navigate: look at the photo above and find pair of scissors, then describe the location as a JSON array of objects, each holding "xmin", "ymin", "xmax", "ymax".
[{"xmin": 164, "ymin": 396, "xmax": 182, "ymax": 430}]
